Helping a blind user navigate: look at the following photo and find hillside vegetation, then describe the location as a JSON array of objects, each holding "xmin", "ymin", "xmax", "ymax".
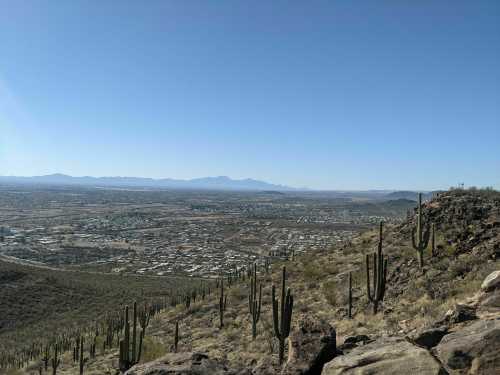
[
  {"xmin": 2, "ymin": 188, "xmax": 499, "ymax": 374},
  {"xmin": 0, "ymin": 261, "xmax": 203, "ymax": 368}
]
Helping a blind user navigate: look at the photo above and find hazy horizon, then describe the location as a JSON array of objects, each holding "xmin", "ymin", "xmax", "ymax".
[
  {"xmin": 0, "ymin": 171, "xmax": 483, "ymax": 192},
  {"xmin": 1, "ymin": 1, "xmax": 499, "ymax": 190}
]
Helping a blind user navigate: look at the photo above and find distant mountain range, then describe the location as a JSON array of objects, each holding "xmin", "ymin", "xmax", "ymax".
[{"xmin": 0, "ymin": 173, "xmax": 300, "ymax": 191}]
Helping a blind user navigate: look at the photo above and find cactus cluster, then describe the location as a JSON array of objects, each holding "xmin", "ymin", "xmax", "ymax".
[{"xmin": 119, "ymin": 301, "xmax": 151, "ymax": 372}]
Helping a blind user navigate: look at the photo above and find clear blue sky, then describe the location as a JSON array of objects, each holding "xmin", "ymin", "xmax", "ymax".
[{"xmin": 1, "ymin": 1, "xmax": 499, "ymax": 190}]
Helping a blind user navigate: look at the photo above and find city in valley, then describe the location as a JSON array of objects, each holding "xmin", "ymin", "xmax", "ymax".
[{"xmin": 0, "ymin": 184, "xmax": 413, "ymax": 278}]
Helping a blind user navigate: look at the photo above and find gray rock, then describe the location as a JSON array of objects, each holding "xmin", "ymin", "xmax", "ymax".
[
  {"xmin": 434, "ymin": 319, "xmax": 500, "ymax": 374},
  {"xmin": 442, "ymin": 304, "xmax": 477, "ymax": 324},
  {"xmin": 252, "ymin": 357, "xmax": 279, "ymax": 375},
  {"xmin": 282, "ymin": 315, "xmax": 337, "ymax": 374},
  {"xmin": 124, "ymin": 352, "xmax": 232, "ymax": 375},
  {"xmin": 478, "ymin": 290, "xmax": 500, "ymax": 314},
  {"xmin": 338, "ymin": 335, "xmax": 372, "ymax": 352},
  {"xmin": 408, "ymin": 326, "xmax": 448, "ymax": 349},
  {"xmin": 481, "ymin": 270, "xmax": 500, "ymax": 292},
  {"xmin": 322, "ymin": 336, "xmax": 445, "ymax": 375}
]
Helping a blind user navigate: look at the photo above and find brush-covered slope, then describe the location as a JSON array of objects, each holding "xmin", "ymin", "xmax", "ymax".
[
  {"xmin": 12, "ymin": 188, "xmax": 500, "ymax": 374},
  {"xmin": 0, "ymin": 260, "xmax": 200, "ymax": 361}
]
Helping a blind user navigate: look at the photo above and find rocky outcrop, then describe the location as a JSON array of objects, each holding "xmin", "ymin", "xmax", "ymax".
[
  {"xmin": 322, "ymin": 337, "xmax": 446, "ymax": 375},
  {"xmin": 408, "ymin": 326, "xmax": 448, "ymax": 349},
  {"xmin": 124, "ymin": 352, "xmax": 233, "ymax": 375},
  {"xmin": 434, "ymin": 319, "xmax": 500, "ymax": 375},
  {"xmin": 477, "ymin": 270, "xmax": 500, "ymax": 317},
  {"xmin": 282, "ymin": 315, "xmax": 337, "ymax": 375},
  {"xmin": 481, "ymin": 270, "xmax": 500, "ymax": 292},
  {"xmin": 337, "ymin": 335, "xmax": 372, "ymax": 352}
]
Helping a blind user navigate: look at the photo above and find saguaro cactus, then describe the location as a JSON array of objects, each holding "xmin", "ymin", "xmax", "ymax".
[
  {"xmin": 42, "ymin": 346, "xmax": 49, "ymax": 371},
  {"xmin": 366, "ymin": 221, "xmax": 388, "ymax": 314},
  {"xmin": 174, "ymin": 321, "xmax": 179, "ymax": 353},
  {"xmin": 79, "ymin": 337, "xmax": 87, "ymax": 375},
  {"xmin": 132, "ymin": 302, "xmax": 138, "ymax": 364},
  {"xmin": 348, "ymin": 271, "xmax": 353, "ymax": 319},
  {"xmin": 248, "ymin": 263, "xmax": 262, "ymax": 340},
  {"xmin": 272, "ymin": 266, "xmax": 293, "ymax": 365},
  {"xmin": 219, "ymin": 278, "xmax": 225, "ymax": 328},
  {"xmin": 411, "ymin": 193, "xmax": 430, "ymax": 268},
  {"xmin": 51, "ymin": 345, "xmax": 60, "ymax": 375}
]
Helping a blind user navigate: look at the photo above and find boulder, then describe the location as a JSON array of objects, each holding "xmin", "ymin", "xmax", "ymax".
[
  {"xmin": 322, "ymin": 336, "xmax": 445, "ymax": 375},
  {"xmin": 281, "ymin": 315, "xmax": 337, "ymax": 374},
  {"xmin": 338, "ymin": 335, "xmax": 372, "ymax": 352},
  {"xmin": 124, "ymin": 352, "xmax": 232, "ymax": 375},
  {"xmin": 434, "ymin": 319, "xmax": 500, "ymax": 374},
  {"xmin": 442, "ymin": 304, "xmax": 477, "ymax": 324},
  {"xmin": 481, "ymin": 270, "xmax": 500, "ymax": 292},
  {"xmin": 322, "ymin": 336, "xmax": 446, "ymax": 375},
  {"xmin": 408, "ymin": 326, "xmax": 448, "ymax": 349},
  {"xmin": 252, "ymin": 357, "xmax": 280, "ymax": 375},
  {"xmin": 478, "ymin": 291, "xmax": 500, "ymax": 315}
]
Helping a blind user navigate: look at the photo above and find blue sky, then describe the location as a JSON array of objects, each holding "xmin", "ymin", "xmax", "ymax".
[{"xmin": 1, "ymin": 1, "xmax": 499, "ymax": 190}]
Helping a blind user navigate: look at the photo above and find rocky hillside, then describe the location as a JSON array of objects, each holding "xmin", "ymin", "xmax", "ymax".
[{"xmin": 16, "ymin": 189, "xmax": 500, "ymax": 374}]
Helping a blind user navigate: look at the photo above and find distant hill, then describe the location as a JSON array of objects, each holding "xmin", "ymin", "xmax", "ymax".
[
  {"xmin": 383, "ymin": 190, "xmax": 436, "ymax": 201},
  {"xmin": 0, "ymin": 173, "xmax": 299, "ymax": 191}
]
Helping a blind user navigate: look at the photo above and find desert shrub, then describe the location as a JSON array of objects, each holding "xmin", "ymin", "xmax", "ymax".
[
  {"xmin": 141, "ymin": 336, "xmax": 167, "ymax": 362},
  {"xmin": 449, "ymin": 257, "xmax": 472, "ymax": 278},
  {"xmin": 303, "ymin": 261, "xmax": 324, "ymax": 281},
  {"xmin": 322, "ymin": 280, "xmax": 337, "ymax": 306},
  {"xmin": 228, "ymin": 284, "xmax": 247, "ymax": 302}
]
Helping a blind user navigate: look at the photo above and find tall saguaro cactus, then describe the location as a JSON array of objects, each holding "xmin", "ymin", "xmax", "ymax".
[
  {"xmin": 51, "ymin": 345, "xmax": 60, "ymax": 375},
  {"xmin": 272, "ymin": 266, "xmax": 293, "ymax": 365},
  {"xmin": 348, "ymin": 271, "xmax": 353, "ymax": 319},
  {"xmin": 174, "ymin": 321, "xmax": 179, "ymax": 353},
  {"xmin": 79, "ymin": 337, "xmax": 87, "ymax": 375},
  {"xmin": 132, "ymin": 302, "xmax": 138, "ymax": 364},
  {"xmin": 248, "ymin": 263, "xmax": 262, "ymax": 340},
  {"xmin": 219, "ymin": 278, "xmax": 225, "ymax": 328},
  {"xmin": 119, "ymin": 306, "xmax": 130, "ymax": 371},
  {"xmin": 412, "ymin": 193, "xmax": 430, "ymax": 268},
  {"xmin": 366, "ymin": 221, "xmax": 388, "ymax": 314}
]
